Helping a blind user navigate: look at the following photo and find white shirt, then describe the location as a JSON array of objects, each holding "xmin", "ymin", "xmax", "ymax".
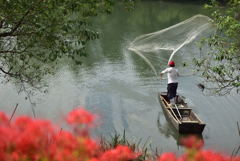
[{"xmin": 161, "ymin": 67, "xmax": 179, "ymax": 84}]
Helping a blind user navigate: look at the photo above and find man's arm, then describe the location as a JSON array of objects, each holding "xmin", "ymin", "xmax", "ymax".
[
  {"xmin": 160, "ymin": 72, "xmax": 164, "ymax": 79},
  {"xmin": 160, "ymin": 68, "xmax": 168, "ymax": 79}
]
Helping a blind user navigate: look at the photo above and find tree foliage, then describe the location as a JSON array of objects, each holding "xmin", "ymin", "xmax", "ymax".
[
  {"xmin": 194, "ymin": 0, "xmax": 240, "ymax": 95},
  {"xmin": 0, "ymin": 0, "xmax": 133, "ymax": 90}
]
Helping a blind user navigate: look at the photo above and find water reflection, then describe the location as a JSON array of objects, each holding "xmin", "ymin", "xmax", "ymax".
[{"xmin": 157, "ymin": 112, "xmax": 203, "ymax": 147}]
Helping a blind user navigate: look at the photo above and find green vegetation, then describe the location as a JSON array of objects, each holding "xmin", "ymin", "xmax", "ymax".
[
  {"xmin": 100, "ymin": 131, "xmax": 156, "ymax": 161},
  {"xmin": 194, "ymin": 0, "xmax": 240, "ymax": 95},
  {"xmin": 0, "ymin": 0, "xmax": 133, "ymax": 90},
  {"xmin": 1, "ymin": 0, "xmax": 239, "ymax": 96}
]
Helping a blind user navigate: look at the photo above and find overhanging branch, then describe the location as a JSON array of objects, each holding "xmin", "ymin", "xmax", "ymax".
[{"xmin": 0, "ymin": 66, "xmax": 20, "ymax": 77}]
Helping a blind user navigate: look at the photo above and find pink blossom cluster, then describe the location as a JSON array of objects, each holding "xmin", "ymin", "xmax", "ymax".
[
  {"xmin": 158, "ymin": 136, "xmax": 240, "ymax": 161},
  {"xmin": 0, "ymin": 107, "xmax": 239, "ymax": 161},
  {"xmin": 0, "ymin": 107, "xmax": 137, "ymax": 161}
]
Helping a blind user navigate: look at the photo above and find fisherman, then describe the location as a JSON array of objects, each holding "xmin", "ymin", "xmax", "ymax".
[{"xmin": 160, "ymin": 61, "xmax": 179, "ymax": 105}]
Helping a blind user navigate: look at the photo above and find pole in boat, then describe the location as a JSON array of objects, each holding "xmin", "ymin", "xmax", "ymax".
[{"xmin": 174, "ymin": 104, "xmax": 182, "ymax": 120}]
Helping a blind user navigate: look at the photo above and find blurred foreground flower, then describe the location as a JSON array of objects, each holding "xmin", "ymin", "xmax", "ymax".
[
  {"xmin": 99, "ymin": 145, "xmax": 138, "ymax": 161},
  {"xmin": 0, "ymin": 112, "xmax": 8, "ymax": 124},
  {"xmin": 157, "ymin": 152, "xmax": 177, "ymax": 161},
  {"xmin": 66, "ymin": 107, "xmax": 96, "ymax": 125},
  {"xmin": 181, "ymin": 135, "xmax": 204, "ymax": 150},
  {"xmin": 0, "ymin": 108, "xmax": 240, "ymax": 161},
  {"xmin": 0, "ymin": 108, "xmax": 137, "ymax": 161}
]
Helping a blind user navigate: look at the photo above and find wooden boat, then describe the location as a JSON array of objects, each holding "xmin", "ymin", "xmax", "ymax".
[{"xmin": 158, "ymin": 92, "xmax": 205, "ymax": 134}]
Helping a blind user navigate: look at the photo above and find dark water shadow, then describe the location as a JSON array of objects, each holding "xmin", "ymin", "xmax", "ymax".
[{"xmin": 157, "ymin": 112, "xmax": 203, "ymax": 147}]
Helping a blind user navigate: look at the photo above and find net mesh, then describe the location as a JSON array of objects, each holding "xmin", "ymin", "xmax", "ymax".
[{"xmin": 128, "ymin": 14, "xmax": 215, "ymax": 75}]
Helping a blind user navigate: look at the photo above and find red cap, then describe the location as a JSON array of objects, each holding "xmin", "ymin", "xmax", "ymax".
[{"xmin": 168, "ymin": 61, "xmax": 175, "ymax": 67}]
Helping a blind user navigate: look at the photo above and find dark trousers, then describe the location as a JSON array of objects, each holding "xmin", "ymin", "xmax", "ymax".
[{"xmin": 167, "ymin": 83, "xmax": 178, "ymax": 100}]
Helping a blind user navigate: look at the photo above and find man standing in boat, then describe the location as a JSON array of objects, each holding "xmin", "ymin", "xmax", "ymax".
[{"xmin": 160, "ymin": 61, "xmax": 179, "ymax": 105}]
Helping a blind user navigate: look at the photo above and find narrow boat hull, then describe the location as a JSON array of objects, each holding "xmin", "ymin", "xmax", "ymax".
[{"xmin": 158, "ymin": 92, "xmax": 205, "ymax": 134}]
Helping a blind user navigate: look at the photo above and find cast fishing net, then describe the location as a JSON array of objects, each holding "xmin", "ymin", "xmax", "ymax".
[{"xmin": 128, "ymin": 14, "xmax": 215, "ymax": 75}]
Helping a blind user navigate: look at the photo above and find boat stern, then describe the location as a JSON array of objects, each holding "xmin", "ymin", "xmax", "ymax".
[{"xmin": 179, "ymin": 122, "xmax": 205, "ymax": 134}]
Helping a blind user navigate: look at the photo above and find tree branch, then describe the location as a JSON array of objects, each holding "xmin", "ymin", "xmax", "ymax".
[
  {"xmin": 0, "ymin": 66, "xmax": 20, "ymax": 77},
  {"xmin": 0, "ymin": 9, "xmax": 31, "ymax": 37}
]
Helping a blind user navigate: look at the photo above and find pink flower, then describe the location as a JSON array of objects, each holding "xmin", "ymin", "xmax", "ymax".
[
  {"xmin": 180, "ymin": 135, "xmax": 204, "ymax": 150},
  {"xmin": 14, "ymin": 116, "xmax": 32, "ymax": 129},
  {"xmin": 99, "ymin": 145, "xmax": 138, "ymax": 161},
  {"xmin": 13, "ymin": 118, "xmax": 55, "ymax": 160},
  {"xmin": 82, "ymin": 138, "xmax": 98, "ymax": 155},
  {"xmin": 66, "ymin": 107, "xmax": 96, "ymax": 125},
  {"xmin": 158, "ymin": 153, "xmax": 178, "ymax": 161},
  {"xmin": 89, "ymin": 158, "xmax": 100, "ymax": 161},
  {"xmin": 194, "ymin": 150, "xmax": 230, "ymax": 161},
  {"xmin": 2, "ymin": 109, "xmax": 240, "ymax": 161},
  {"xmin": 0, "ymin": 112, "xmax": 8, "ymax": 124},
  {"xmin": 232, "ymin": 157, "xmax": 240, "ymax": 161}
]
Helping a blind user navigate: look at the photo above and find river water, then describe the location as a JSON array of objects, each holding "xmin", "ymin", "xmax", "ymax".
[{"xmin": 0, "ymin": 0, "xmax": 240, "ymax": 155}]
